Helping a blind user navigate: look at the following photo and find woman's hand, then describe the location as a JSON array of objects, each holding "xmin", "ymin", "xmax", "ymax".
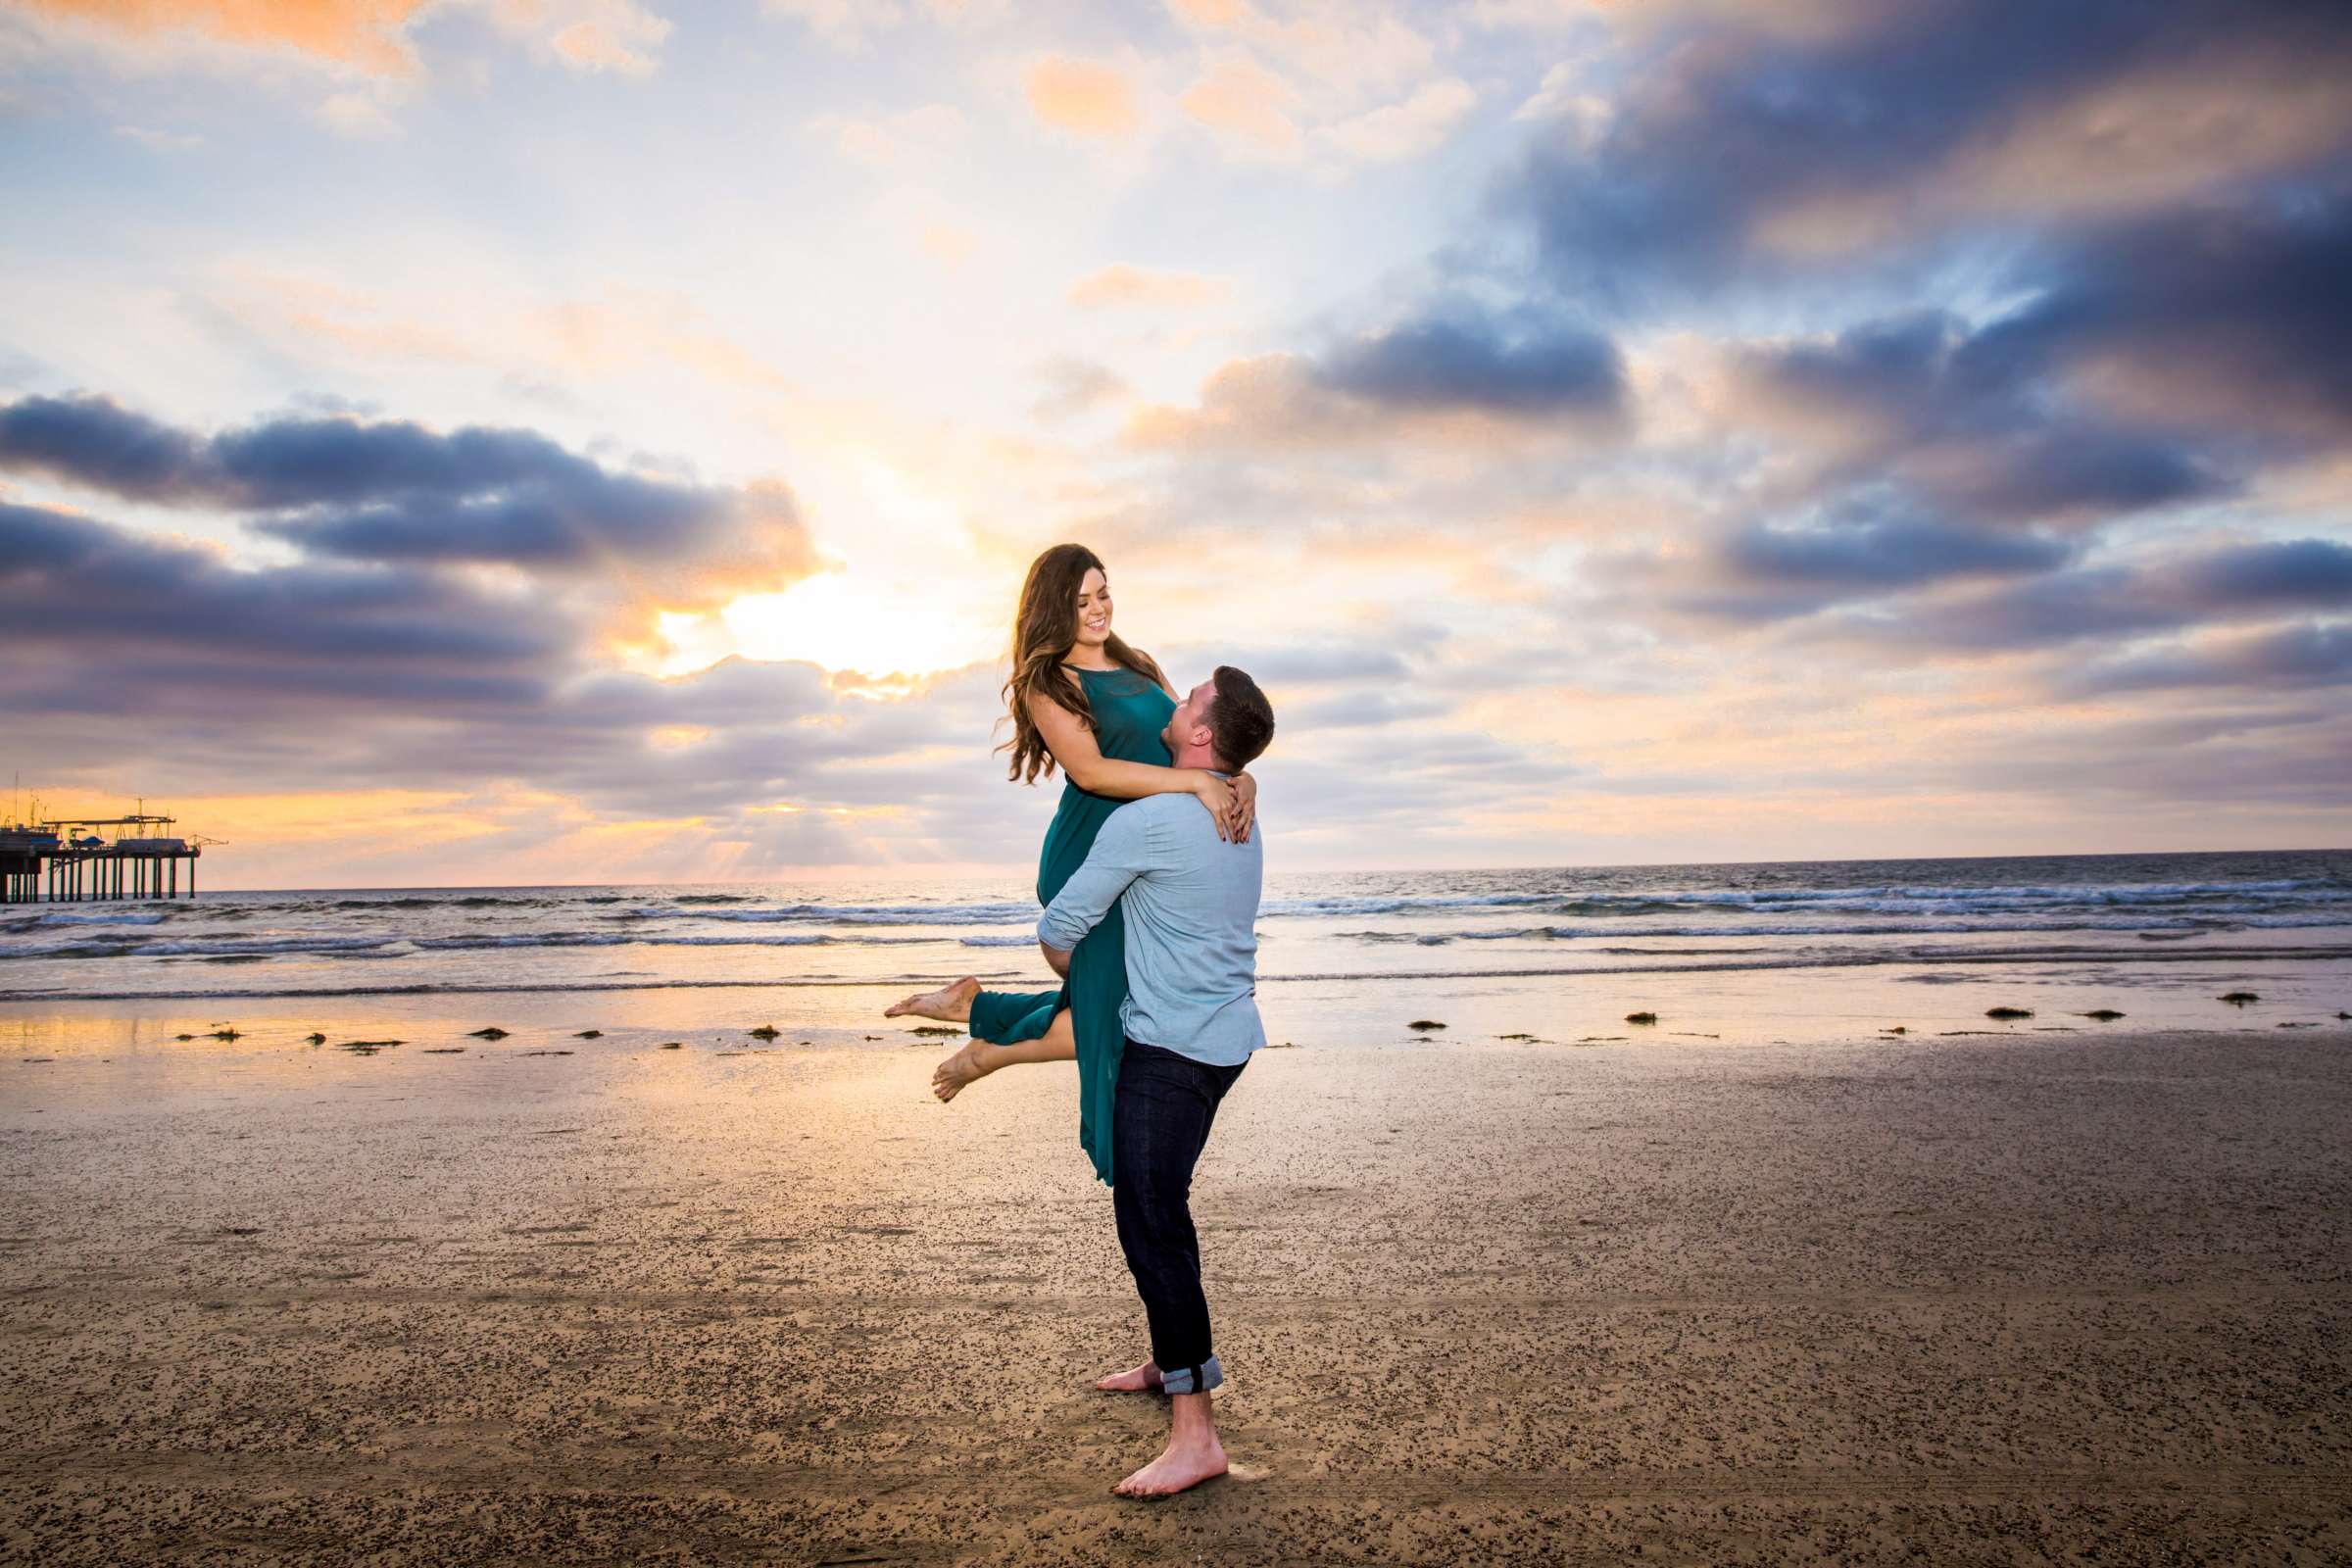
[
  {"xmin": 1229, "ymin": 770, "xmax": 1257, "ymax": 845},
  {"xmin": 1191, "ymin": 771, "xmax": 1238, "ymax": 843}
]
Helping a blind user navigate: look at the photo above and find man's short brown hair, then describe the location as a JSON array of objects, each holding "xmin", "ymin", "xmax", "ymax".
[{"xmin": 1205, "ymin": 665, "xmax": 1275, "ymax": 772}]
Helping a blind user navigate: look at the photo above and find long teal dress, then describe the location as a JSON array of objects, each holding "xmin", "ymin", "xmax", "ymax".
[{"xmin": 967, "ymin": 663, "xmax": 1176, "ymax": 1187}]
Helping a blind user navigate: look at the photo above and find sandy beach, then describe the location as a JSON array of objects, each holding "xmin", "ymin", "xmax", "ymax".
[{"xmin": 4, "ymin": 1015, "xmax": 2349, "ymax": 1564}]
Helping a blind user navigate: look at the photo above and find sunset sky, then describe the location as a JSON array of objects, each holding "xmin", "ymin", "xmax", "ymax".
[{"xmin": 2, "ymin": 0, "xmax": 2347, "ymax": 888}]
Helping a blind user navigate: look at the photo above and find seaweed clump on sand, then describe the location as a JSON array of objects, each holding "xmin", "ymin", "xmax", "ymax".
[
  {"xmin": 1985, "ymin": 1006, "xmax": 2034, "ymax": 1019},
  {"xmin": 658, "ymin": 1042, "xmax": 682, "ymax": 1050},
  {"xmin": 2080, "ymin": 1009, "xmax": 2126, "ymax": 1021},
  {"xmin": 338, "ymin": 1039, "xmax": 403, "ymax": 1054},
  {"xmin": 2218, "ymin": 992, "xmax": 2259, "ymax": 1005},
  {"xmin": 748, "ymin": 1024, "xmax": 782, "ymax": 1041},
  {"xmin": 1883, "ymin": 1026, "xmax": 1908, "ymax": 1035},
  {"xmin": 469, "ymin": 1027, "xmax": 511, "ymax": 1040},
  {"xmin": 906, "ymin": 1025, "xmax": 962, "ymax": 1037},
  {"xmin": 1624, "ymin": 1011, "xmax": 1658, "ymax": 1025},
  {"xmin": 1407, "ymin": 1020, "xmax": 1446, "ymax": 1031},
  {"xmin": 574, "ymin": 1030, "xmax": 604, "ymax": 1039}
]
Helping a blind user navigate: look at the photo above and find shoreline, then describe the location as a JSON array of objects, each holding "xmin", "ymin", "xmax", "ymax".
[{"xmin": 6, "ymin": 933, "xmax": 2352, "ymax": 1006}]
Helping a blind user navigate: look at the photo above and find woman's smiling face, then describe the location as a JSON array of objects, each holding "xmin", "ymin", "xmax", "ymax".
[{"xmin": 1072, "ymin": 567, "xmax": 1112, "ymax": 651}]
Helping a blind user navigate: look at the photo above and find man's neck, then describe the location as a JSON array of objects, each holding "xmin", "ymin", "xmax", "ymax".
[{"xmin": 1171, "ymin": 744, "xmax": 1227, "ymax": 773}]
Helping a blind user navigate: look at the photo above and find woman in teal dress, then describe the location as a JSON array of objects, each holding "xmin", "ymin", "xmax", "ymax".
[{"xmin": 883, "ymin": 544, "xmax": 1256, "ymax": 1186}]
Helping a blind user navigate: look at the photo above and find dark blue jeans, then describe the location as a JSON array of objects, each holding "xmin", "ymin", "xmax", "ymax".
[{"xmin": 1112, "ymin": 1039, "xmax": 1249, "ymax": 1396}]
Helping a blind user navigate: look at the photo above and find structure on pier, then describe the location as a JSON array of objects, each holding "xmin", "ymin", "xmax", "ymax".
[{"xmin": 0, "ymin": 812, "xmax": 207, "ymax": 904}]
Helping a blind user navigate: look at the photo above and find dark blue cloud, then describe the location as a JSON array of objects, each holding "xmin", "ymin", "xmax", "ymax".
[
  {"xmin": 1970, "ymin": 194, "xmax": 2352, "ymax": 440},
  {"xmin": 1735, "ymin": 307, "xmax": 2226, "ymax": 523},
  {"xmin": 1313, "ymin": 310, "xmax": 1625, "ymax": 416},
  {"xmin": 0, "ymin": 394, "xmax": 810, "ymax": 574},
  {"xmin": 0, "ymin": 395, "xmax": 209, "ymax": 502},
  {"xmin": 2069, "ymin": 622, "xmax": 2352, "ymax": 694},
  {"xmin": 1823, "ymin": 536, "xmax": 2352, "ymax": 650},
  {"xmin": 1506, "ymin": 0, "xmax": 2352, "ymax": 299},
  {"xmin": 1720, "ymin": 511, "xmax": 2071, "ymax": 588},
  {"xmin": 0, "ymin": 500, "xmax": 566, "ymax": 676},
  {"xmin": 2168, "ymin": 538, "xmax": 2352, "ymax": 608}
]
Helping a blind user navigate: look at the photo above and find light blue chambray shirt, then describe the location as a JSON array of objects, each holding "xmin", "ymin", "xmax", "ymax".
[{"xmin": 1035, "ymin": 789, "xmax": 1265, "ymax": 1066}]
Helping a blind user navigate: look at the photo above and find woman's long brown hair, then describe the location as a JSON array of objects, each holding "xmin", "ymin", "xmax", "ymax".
[{"xmin": 1000, "ymin": 543, "xmax": 1166, "ymax": 784}]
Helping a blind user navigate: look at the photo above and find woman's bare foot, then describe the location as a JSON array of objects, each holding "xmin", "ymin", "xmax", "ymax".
[
  {"xmin": 932, "ymin": 1039, "xmax": 995, "ymax": 1102},
  {"xmin": 1096, "ymin": 1359, "xmax": 1162, "ymax": 1393},
  {"xmin": 886, "ymin": 974, "xmax": 979, "ymax": 1022},
  {"xmin": 1113, "ymin": 1431, "xmax": 1228, "ymax": 1497}
]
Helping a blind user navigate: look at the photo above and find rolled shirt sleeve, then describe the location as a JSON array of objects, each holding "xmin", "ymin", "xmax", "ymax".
[{"xmin": 1037, "ymin": 804, "xmax": 1154, "ymax": 953}]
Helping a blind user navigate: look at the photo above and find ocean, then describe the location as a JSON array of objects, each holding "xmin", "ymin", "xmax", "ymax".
[{"xmin": 4, "ymin": 850, "xmax": 2349, "ymax": 1054}]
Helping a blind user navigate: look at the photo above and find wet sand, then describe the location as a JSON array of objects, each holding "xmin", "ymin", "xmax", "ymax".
[{"xmin": 4, "ymin": 1020, "xmax": 2350, "ymax": 1564}]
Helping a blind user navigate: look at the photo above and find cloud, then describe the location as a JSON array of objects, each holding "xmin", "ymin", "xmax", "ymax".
[
  {"xmin": 1315, "ymin": 75, "xmax": 1476, "ymax": 163},
  {"xmin": 1975, "ymin": 195, "xmax": 2352, "ymax": 448},
  {"xmin": 0, "ymin": 499, "xmax": 570, "ymax": 686},
  {"xmin": 0, "ymin": 498, "xmax": 989, "ymax": 833},
  {"xmin": 1819, "ymin": 536, "xmax": 2352, "ymax": 651},
  {"xmin": 20, "ymin": 0, "xmax": 676, "ymax": 79},
  {"xmin": 917, "ymin": 216, "xmax": 981, "ymax": 269},
  {"xmin": 1693, "ymin": 507, "xmax": 2072, "ymax": 616},
  {"xmin": 1155, "ymin": 635, "xmax": 1419, "ymax": 691},
  {"xmin": 1511, "ymin": 60, "xmax": 1609, "ymax": 143},
  {"xmin": 1284, "ymin": 691, "xmax": 1452, "ymax": 729},
  {"xmin": 542, "ymin": 0, "xmax": 672, "ymax": 76},
  {"xmin": 19, "ymin": 0, "xmax": 434, "ymax": 75},
  {"xmin": 1126, "ymin": 305, "xmax": 1626, "ymax": 454},
  {"xmin": 2167, "ymin": 537, "xmax": 2352, "ymax": 609},
  {"xmin": 1177, "ymin": 58, "xmax": 1299, "ymax": 156},
  {"xmin": 114, "ymin": 122, "xmax": 203, "ymax": 150},
  {"xmin": 1723, "ymin": 306, "xmax": 2227, "ymax": 525},
  {"xmin": 0, "ymin": 393, "xmax": 818, "ymax": 590},
  {"xmin": 1029, "ymin": 357, "xmax": 1130, "ymax": 422},
  {"xmin": 2067, "ymin": 621, "xmax": 2352, "ymax": 695},
  {"xmin": 318, "ymin": 86, "xmax": 401, "ymax": 137},
  {"xmin": 807, "ymin": 102, "xmax": 965, "ymax": 166},
  {"xmin": 1163, "ymin": 0, "xmax": 1434, "ymax": 101},
  {"xmin": 1502, "ymin": 0, "xmax": 2352, "ymax": 297},
  {"xmin": 761, "ymin": 0, "xmax": 903, "ymax": 48},
  {"xmin": 1065, "ymin": 264, "xmax": 1234, "ymax": 312},
  {"xmin": 760, "ymin": 0, "xmax": 995, "ymax": 49},
  {"xmin": 1024, "ymin": 54, "xmax": 1142, "ymax": 141},
  {"xmin": 1313, "ymin": 308, "xmax": 1624, "ymax": 416}
]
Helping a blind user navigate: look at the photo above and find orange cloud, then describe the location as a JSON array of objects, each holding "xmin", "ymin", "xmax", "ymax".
[
  {"xmin": 1066, "ymin": 264, "xmax": 1233, "ymax": 311},
  {"xmin": 1177, "ymin": 58, "xmax": 1299, "ymax": 155},
  {"xmin": 1023, "ymin": 54, "xmax": 1142, "ymax": 141},
  {"xmin": 25, "ymin": 0, "xmax": 433, "ymax": 74}
]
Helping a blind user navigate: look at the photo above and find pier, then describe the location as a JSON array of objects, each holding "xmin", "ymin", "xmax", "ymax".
[{"xmin": 0, "ymin": 814, "xmax": 204, "ymax": 904}]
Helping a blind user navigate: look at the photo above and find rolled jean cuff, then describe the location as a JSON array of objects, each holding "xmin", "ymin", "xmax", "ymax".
[{"xmin": 1159, "ymin": 1354, "xmax": 1222, "ymax": 1396}]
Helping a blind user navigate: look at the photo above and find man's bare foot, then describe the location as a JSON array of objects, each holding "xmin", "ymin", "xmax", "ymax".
[
  {"xmin": 1095, "ymin": 1359, "xmax": 1161, "ymax": 1393},
  {"xmin": 1113, "ymin": 1434, "xmax": 1228, "ymax": 1497},
  {"xmin": 932, "ymin": 1039, "xmax": 994, "ymax": 1102},
  {"xmin": 887, "ymin": 974, "xmax": 979, "ymax": 1022}
]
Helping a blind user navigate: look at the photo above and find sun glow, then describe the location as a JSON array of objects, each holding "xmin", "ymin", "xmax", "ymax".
[{"xmin": 720, "ymin": 568, "xmax": 996, "ymax": 678}]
